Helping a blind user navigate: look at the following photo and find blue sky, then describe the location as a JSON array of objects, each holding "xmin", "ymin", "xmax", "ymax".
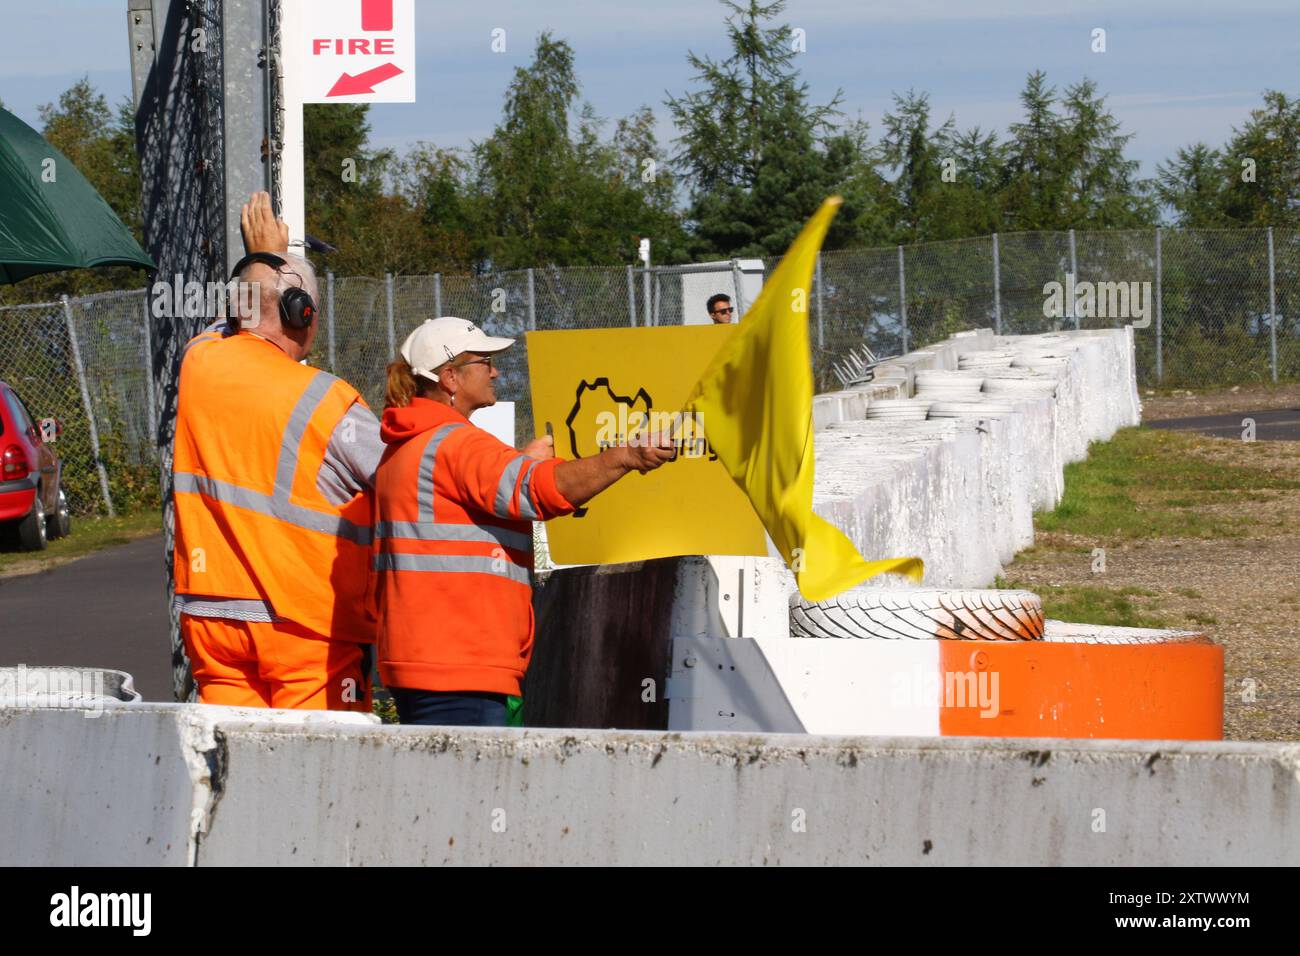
[{"xmin": 3, "ymin": 0, "xmax": 1297, "ymax": 177}]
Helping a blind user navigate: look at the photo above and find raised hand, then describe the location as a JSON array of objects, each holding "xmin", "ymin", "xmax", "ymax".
[{"xmin": 240, "ymin": 191, "xmax": 289, "ymax": 255}]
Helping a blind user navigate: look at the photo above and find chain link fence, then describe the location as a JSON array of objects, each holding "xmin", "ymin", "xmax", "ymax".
[
  {"xmin": 0, "ymin": 289, "xmax": 156, "ymax": 517},
  {"xmin": 1, "ymin": 227, "xmax": 1295, "ymax": 516}
]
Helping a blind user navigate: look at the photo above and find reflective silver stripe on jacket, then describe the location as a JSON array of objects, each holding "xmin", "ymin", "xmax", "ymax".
[
  {"xmin": 174, "ymin": 371, "xmax": 370, "ymax": 545},
  {"xmin": 517, "ymin": 459, "xmax": 542, "ymax": 520},
  {"xmin": 375, "ymin": 422, "xmax": 532, "ymax": 555},
  {"xmin": 372, "ymin": 552, "xmax": 531, "ymax": 585},
  {"xmin": 172, "ymin": 594, "xmax": 279, "ymax": 623},
  {"xmin": 493, "ymin": 454, "xmax": 544, "ymax": 520},
  {"xmin": 277, "ymin": 372, "xmax": 336, "ymax": 493},
  {"xmin": 174, "ymin": 472, "xmax": 372, "ymax": 544},
  {"xmin": 417, "ymin": 423, "xmax": 466, "ymax": 522},
  {"xmin": 374, "ymin": 520, "xmax": 531, "ymax": 551}
]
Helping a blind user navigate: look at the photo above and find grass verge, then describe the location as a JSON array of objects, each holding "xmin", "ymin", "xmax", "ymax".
[
  {"xmin": 997, "ymin": 577, "xmax": 1169, "ymax": 628},
  {"xmin": 1035, "ymin": 426, "xmax": 1300, "ymax": 540},
  {"xmin": 998, "ymin": 425, "xmax": 1300, "ymax": 629},
  {"xmin": 0, "ymin": 510, "xmax": 162, "ymax": 578}
]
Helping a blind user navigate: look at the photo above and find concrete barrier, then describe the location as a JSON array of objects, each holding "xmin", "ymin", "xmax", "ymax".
[
  {"xmin": 0, "ymin": 703, "xmax": 375, "ymax": 866},
  {"xmin": 669, "ymin": 623, "xmax": 1223, "ymax": 739},
  {"xmin": 718, "ymin": 327, "xmax": 1138, "ymax": 603},
  {"xmin": 1, "ymin": 704, "xmax": 1294, "ymax": 865}
]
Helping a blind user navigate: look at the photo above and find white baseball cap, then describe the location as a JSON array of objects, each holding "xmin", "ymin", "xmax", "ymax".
[{"xmin": 400, "ymin": 317, "xmax": 515, "ymax": 379}]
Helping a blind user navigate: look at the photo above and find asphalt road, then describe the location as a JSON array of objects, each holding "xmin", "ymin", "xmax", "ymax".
[
  {"xmin": 1146, "ymin": 407, "xmax": 1300, "ymax": 441},
  {"xmin": 0, "ymin": 534, "xmax": 172, "ymax": 701}
]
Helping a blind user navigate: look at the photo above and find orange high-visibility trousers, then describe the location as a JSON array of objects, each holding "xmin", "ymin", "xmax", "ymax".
[{"xmin": 182, "ymin": 615, "xmax": 372, "ymax": 712}]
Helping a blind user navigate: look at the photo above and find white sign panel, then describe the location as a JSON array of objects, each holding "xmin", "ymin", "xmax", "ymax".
[
  {"xmin": 300, "ymin": 0, "xmax": 416, "ymax": 103},
  {"xmin": 470, "ymin": 401, "xmax": 516, "ymax": 449}
]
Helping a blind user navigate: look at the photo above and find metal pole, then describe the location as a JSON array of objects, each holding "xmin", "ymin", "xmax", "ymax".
[
  {"xmin": 992, "ymin": 233, "xmax": 1002, "ymax": 335},
  {"xmin": 643, "ymin": 264, "xmax": 652, "ymax": 328},
  {"xmin": 278, "ymin": 0, "xmax": 306, "ymax": 247},
  {"xmin": 1155, "ymin": 227, "xmax": 1164, "ymax": 383},
  {"xmin": 126, "ymin": 0, "xmax": 154, "ymax": 112},
  {"xmin": 326, "ymin": 271, "xmax": 336, "ymax": 373},
  {"xmin": 898, "ymin": 245, "xmax": 908, "ymax": 354},
  {"xmin": 220, "ymin": 0, "xmax": 275, "ymax": 276},
  {"xmin": 527, "ymin": 267, "xmax": 537, "ymax": 332},
  {"xmin": 433, "ymin": 272, "xmax": 442, "ymax": 317},
  {"xmin": 815, "ymin": 252, "xmax": 825, "ymax": 349},
  {"xmin": 62, "ymin": 295, "xmax": 115, "ymax": 517},
  {"xmin": 1068, "ymin": 228, "xmax": 1079, "ymax": 329},
  {"xmin": 140, "ymin": 292, "xmax": 158, "ymax": 448},
  {"xmin": 385, "ymin": 272, "xmax": 395, "ymax": 355},
  {"xmin": 1268, "ymin": 226, "xmax": 1278, "ymax": 383},
  {"xmin": 730, "ymin": 258, "xmax": 746, "ymax": 319},
  {"xmin": 627, "ymin": 264, "xmax": 636, "ymax": 327}
]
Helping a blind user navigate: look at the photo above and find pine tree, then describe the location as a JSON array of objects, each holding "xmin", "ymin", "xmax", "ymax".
[
  {"xmin": 1155, "ymin": 144, "xmax": 1229, "ymax": 226},
  {"xmin": 470, "ymin": 33, "xmax": 688, "ymax": 268},
  {"xmin": 1057, "ymin": 78, "xmax": 1153, "ymax": 227},
  {"xmin": 666, "ymin": 0, "xmax": 867, "ymax": 257},
  {"xmin": 1220, "ymin": 91, "xmax": 1300, "ymax": 227},
  {"xmin": 1002, "ymin": 71, "xmax": 1068, "ymax": 230},
  {"xmin": 1001, "ymin": 72, "xmax": 1153, "ymax": 230}
]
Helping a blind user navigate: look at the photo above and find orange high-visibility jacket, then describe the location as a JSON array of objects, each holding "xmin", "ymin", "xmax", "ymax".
[
  {"xmin": 172, "ymin": 330, "xmax": 376, "ymax": 642},
  {"xmin": 373, "ymin": 398, "xmax": 575, "ymax": 695}
]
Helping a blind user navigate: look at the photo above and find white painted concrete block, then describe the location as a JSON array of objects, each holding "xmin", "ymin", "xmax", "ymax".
[{"xmin": 678, "ymin": 328, "xmax": 1141, "ymax": 637}]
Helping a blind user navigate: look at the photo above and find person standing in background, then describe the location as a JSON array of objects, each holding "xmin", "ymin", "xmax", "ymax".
[{"xmin": 707, "ymin": 293, "xmax": 734, "ymax": 324}]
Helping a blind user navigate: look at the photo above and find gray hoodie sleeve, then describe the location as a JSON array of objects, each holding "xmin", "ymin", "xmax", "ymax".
[{"xmin": 317, "ymin": 403, "xmax": 384, "ymax": 505}]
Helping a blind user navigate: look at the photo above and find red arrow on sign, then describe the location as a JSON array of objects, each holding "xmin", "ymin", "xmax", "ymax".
[{"xmin": 327, "ymin": 62, "xmax": 404, "ymax": 97}]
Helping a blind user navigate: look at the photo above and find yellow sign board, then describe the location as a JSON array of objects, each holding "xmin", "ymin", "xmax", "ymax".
[{"xmin": 526, "ymin": 326, "xmax": 768, "ymax": 565}]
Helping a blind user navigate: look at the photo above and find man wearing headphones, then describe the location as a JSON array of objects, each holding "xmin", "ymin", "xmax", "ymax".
[{"xmin": 170, "ymin": 192, "xmax": 383, "ymax": 711}]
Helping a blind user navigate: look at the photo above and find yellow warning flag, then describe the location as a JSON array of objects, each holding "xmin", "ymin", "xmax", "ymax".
[{"xmin": 686, "ymin": 197, "xmax": 923, "ymax": 601}]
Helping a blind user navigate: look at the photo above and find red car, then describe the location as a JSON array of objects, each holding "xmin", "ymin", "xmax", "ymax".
[{"xmin": 0, "ymin": 381, "xmax": 71, "ymax": 550}]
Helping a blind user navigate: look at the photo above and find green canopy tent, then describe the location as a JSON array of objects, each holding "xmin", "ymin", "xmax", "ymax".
[{"xmin": 0, "ymin": 106, "xmax": 154, "ymax": 284}]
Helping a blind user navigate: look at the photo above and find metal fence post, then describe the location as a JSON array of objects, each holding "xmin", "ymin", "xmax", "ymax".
[
  {"xmin": 385, "ymin": 272, "xmax": 395, "ymax": 356},
  {"xmin": 220, "ymin": 0, "xmax": 274, "ymax": 278},
  {"xmin": 643, "ymin": 261, "xmax": 652, "ymax": 328},
  {"xmin": 140, "ymin": 291, "xmax": 158, "ymax": 448},
  {"xmin": 62, "ymin": 295, "xmax": 115, "ymax": 517},
  {"xmin": 1155, "ymin": 227, "xmax": 1163, "ymax": 383},
  {"xmin": 898, "ymin": 245, "xmax": 908, "ymax": 354},
  {"xmin": 325, "ymin": 271, "xmax": 337, "ymax": 373},
  {"xmin": 1068, "ymin": 228, "xmax": 1079, "ymax": 329},
  {"xmin": 1268, "ymin": 226, "xmax": 1278, "ymax": 383},
  {"xmin": 992, "ymin": 233, "xmax": 1002, "ymax": 335},
  {"xmin": 815, "ymin": 252, "xmax": 825, "ymax": 349},
  {"xmin": 730, "ymin": 258, "xmax": 746, "ymax": 320},
  {"xmin": 433, "ymin": 272, "xmax": 442, "ymax": 318},
  {"xmin": 626, "ymin": 264, "xmax": 636, "ymax": 327},
  {"xmin": 527, "ymin": 267, "xmax": 537, "ymax": 332}
]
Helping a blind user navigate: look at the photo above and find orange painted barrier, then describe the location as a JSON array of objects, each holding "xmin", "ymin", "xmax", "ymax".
[{"xmin": 938, "ymin": 629, "xmax": 1223, "ymax": 740}]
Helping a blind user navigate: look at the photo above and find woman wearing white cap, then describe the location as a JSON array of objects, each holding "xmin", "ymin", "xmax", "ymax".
[{"xmin": 372, "ymin": 317, "xmax": 676, "ymax": 726}]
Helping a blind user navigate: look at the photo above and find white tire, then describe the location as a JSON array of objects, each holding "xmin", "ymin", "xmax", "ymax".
[{"xmin": 790, "ymin": 588, "xmax": 1044, "ymax": 641}]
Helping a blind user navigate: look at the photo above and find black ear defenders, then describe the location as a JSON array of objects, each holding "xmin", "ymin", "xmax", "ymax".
[{"xmin": 229, "ymin": 252, "xmax": 318, "ymax": 330}]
